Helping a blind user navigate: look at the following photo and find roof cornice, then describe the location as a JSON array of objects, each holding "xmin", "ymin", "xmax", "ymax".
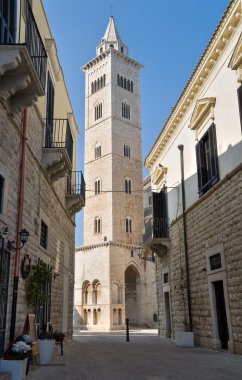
[
  {"xmin": 75, "ymin": 240, "xmax": 142, "ymax": 252},
  {"xmin": 145, "ymin": 0, "xmax": 241, "ymax": 170},
  {"xmin": 81, "ymin": 48, "xmax": 143, "ymax": 71}
]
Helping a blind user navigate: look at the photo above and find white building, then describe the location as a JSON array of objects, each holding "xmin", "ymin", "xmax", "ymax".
[
  {"xmin": 144, "ymin": 0, "xmax": 242, "ymax": 354},
  {"xmin": 75, "ymin": 17, "xmax": 156, "ymax": 330}
]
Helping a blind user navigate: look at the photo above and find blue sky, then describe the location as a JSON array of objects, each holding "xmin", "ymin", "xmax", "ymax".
[{"xmin": 42, "ymin": 0, "xmax": 230, "ymax": 246}]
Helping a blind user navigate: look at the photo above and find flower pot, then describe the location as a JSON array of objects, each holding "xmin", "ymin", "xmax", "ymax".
[
  {"xmin": 38, "ymin": 339, "xmax": 55, "ymax": 365},
  {"xmin": 0, "ymin": 358, "xmax": 28, "ymax": 380},
  {"xmin": 175, "ymin": 331, "xmax": 194, "ymax": 347}
]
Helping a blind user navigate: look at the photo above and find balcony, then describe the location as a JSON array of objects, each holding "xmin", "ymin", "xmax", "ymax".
[
  {"xmin": 66, "ymin": 171, "xmax": 85, "ymax": 216},
  {"xmin": 0, "ymin": 0, "xmax": 47, "ymax": 113},
  {"xmin": 143, "ymin": 218, "xmax": 170, "ymax": 257},
  {"xmin": 42, "ymin": 119, "xmax": 73, "ymax": 183}
]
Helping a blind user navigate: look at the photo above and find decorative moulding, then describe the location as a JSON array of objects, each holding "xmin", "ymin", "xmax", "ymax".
[
  {"xmin": 228, "ymin": 32, "xmax": 242, "ymax": 82},
  {"xmin": 45, "ymin": 38, "xmax": 61, "ymax": 82},
  {"xmin": 151, "ymin": 165, "xmax": 168, "ymax": 188},
  {"xmin": 189, "ymin": 97, "xmax": 216, "ymax": 131}
]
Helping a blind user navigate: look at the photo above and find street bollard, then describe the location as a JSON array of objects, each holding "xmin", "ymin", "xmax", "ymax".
[{"xmin": 126, "ymin": 318, "xmax": 130, "ymax": 342}]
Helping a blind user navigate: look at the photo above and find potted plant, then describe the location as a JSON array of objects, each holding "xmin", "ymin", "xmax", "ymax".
[
  {"xmin": 0, "ymin": 341, "xmax": 31, "ymax": 380},
  {"xmin": 25, "ymin": 263, "xmax": 59, "ymax": 365},
  {"xmin": 175, "ymin": 276, "xmax": 194, "ymax": 348},
  {"xmin": 38, "ymin": 330, "xmax": 56, "ymax": 365}
]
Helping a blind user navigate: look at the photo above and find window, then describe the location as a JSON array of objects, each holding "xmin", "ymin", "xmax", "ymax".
[
  {"xmin": 237, "ymin": 84, "xmax": 242, "ymax": 131},
  {"xmin": 95, "ymin": 179, "xmax": 101, "ymax": 195},
  {"xmin": 94, "ymin": 217, "xmax": 101, "ymax": 234},
  {"xmin": 148, "ymin": 195, "xmax": 152, "ymax": 206},
  {"xmin": 163, "ymin": 273, "xmax": 169, "ymax": 284},
  {"xmin": 131, "ymin": 81, "xmax": 134, "ymax": 93},
  {"xmin": 0, "ymin": 0, "xmax": 16, "ymax": 43},
  {"xmin": 122, "ymin": 102, "xmax": 130, "ymax": 120},
  {"xmin": 40, "ymin": 220, "xmax": 48, "ymax": 249},
  {"xmin": 100, "ymin": 47, "xmax": 103, "ymax": 54},
  {"xmin": 125, "ymin": 178, "xmax": 131, "ymax": 194},
  {"xmin": 124, "ymin": 144, "xmax": 130, "ymax": 158},
  {"xmin": 95, "ymin": 102, "xmax": 102, "ymax": 121},
  {"xmin": 210, "ymin": 253, "xmax": 222, "ymax": 271},
  {"xmin": 95, "ymin": 144, "xmax": 101, "ymax": 159},
  {"xmin": 0, "ymin": 175, "xmax": 4, "ymax": 213},
  {"xmin": 117, "ymin": 74, "xmax": 120, "ymax": 86},
  {"xmin": 121, "ymin": 46, "xmax": 124, "ymax": 53},
  {"xmin": 45, "ymin": 73, "xmax": 55, "ymax": 147},
  {"xmin": 125, "ymin": 217, "xmax": 132, "ymax": 233},
  {"xmin": 196, "ymin": 123, "xmax": 219, "ymax": 197}
]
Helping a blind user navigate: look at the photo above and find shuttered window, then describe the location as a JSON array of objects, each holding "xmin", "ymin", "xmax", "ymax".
[
  {"xmin": 237, "ymin": 85, "xmax": 242, "ymax": 131},
  {"xmin": 195, "ymin": 123, "xmax": 219, "ymax": 197}
]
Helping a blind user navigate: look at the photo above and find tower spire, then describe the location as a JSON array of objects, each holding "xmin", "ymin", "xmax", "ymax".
[{"xmin": 96, "ymin": 16, "xmax": 128, "ymax": 56}]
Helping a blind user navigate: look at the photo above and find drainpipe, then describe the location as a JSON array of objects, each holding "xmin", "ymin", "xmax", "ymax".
[
  {"xmin": 178, "ymin": 145, "xmax": 192, "ymax": 331},
  {"xmin": 9, "ymin": 108, "xmax": 28, "ymax": 345}
]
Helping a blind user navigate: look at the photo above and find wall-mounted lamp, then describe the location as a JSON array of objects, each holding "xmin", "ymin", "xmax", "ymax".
[{"xmin": 10, "ymin": 228, "xmax": 30, "ymax": 250}]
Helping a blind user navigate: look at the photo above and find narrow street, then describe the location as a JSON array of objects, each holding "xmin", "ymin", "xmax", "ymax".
[{"xmin": 27, "ymin": 330, "xmax": 242, "ymax": 380}]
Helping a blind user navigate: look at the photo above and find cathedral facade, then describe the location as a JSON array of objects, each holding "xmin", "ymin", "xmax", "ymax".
[{"xmin": 74, "ymin": 17, "xmax": 156, "ymax": 330}]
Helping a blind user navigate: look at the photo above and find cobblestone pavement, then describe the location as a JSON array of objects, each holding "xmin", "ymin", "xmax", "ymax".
[{"xmin": 27, "ymin": 330, "xmax": 242, "ymax": 380}]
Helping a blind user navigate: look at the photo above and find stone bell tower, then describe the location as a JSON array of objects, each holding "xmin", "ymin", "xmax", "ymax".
[{"xmin": 75, "ymin": 17, "xmax": 154, "ymax": 330}]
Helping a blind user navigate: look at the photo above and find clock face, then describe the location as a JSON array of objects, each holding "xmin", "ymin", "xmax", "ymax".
[{"xmin": 21, "ymin": 254, "xmax": 31, "ymax": 279}]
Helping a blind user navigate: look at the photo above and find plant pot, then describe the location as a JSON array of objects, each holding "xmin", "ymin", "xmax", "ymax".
[
  {"xmin": 38, "ymin": 339, "xmax": 55, "ymax": 365},
  {"xmin": 0, "ymin": 358, "xmax": 28, "ymax": 380},
  {"xmin": 175, "ymin": 331, "xmax": 194, "ymax": 347}
]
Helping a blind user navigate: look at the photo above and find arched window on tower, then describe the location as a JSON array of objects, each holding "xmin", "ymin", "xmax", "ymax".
[
  {"xmin": 94, "ymin": 80, "xmax": 97, "ymax": 92},
  {"xmin": 124, "ymin": 78, "xmax": 127, "ymax": 89},
  {"xmin": 125, "ymin": 217, "xmax": 132, "ymax": 233},
  {"xmin": 95, "ymin": 143, "xmax": 101, "ymax": 159},
  {"xmin": 117, "ymin": 74, "xmax": 120, "ymax": 86},
  {"xmin": 127, "ymin": 80, "xmax": 130, "ymax": 91},
  {"xmin": 103, "ymin": 74, "xmax": 106, "ymax": 86},
  {"xmin": 125, "ymin": 178, "xmax": 131, "ymax": 194},
  {"xmin": 101, "ymin": 76, "xmax": 103, "ymax": 88},
  {"xmin": 95, "ymin": 102, "xmax": 102, "ymax": 121},
  {"xmin": 91, "ymin": 82, "xmax": 94, "ymax": 94},
  {"xmin": 94, "ymin": 217, "xmax": 101, "ymax": 234},
  {"xmin": 95, "ymin": 178, "xmax": 101, "ymax": 195},
  {"xmin": 131, "ymin": 81, "xmax": 134, "ymax": 93},
  {"xmin": 97, "ymin": 78, "xmax": 100, "ymax": 91},
  {"xmin": 120, "ymin": 76, "xmax": 123, "ymax": 88}
]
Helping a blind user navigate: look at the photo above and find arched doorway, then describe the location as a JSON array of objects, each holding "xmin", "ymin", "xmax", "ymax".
[{"xmin": 125, "ymin": 265, "xmax": 140, "ymax": 325}]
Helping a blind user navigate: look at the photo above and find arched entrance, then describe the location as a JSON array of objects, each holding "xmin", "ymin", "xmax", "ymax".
[{"xmin": 125, "ymin": 264, "xmax": 140, "ymax": 325}]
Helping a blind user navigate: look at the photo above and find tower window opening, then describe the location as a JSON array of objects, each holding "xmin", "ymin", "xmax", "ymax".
[
  {"xmin": 122, "ymin": 102, "xmax": 130, "ymax": 120},
  {"xmin": 121, "ymin": 46, "xmax": 124, "ymax": 53},
  {"xmin": 94, "ymin": 217, "xmax": 102, "ymax": 234},
  {"xmin": 95, "ymin": 102, "xmax": 102, "ymax": 121},
  {"xmin": 125, "ymin": 217, "xmax": 132, "ymax": 233},
  {"xmin": 124, "ymin": 144, "xmax": 130, "ymax": 158},
  {"xmin": 95, "ymin": 144, "xmax": 101, "ymax": 159},
  {"xmin": 125, "ymin": 178, "xmax": 131, "ymax": 194},
  {"xmin": 95, "ymin": 179, "xmax": 101, "ymax": 195}
]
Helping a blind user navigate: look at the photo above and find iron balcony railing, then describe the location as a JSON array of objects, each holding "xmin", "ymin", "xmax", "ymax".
[
  {"xmin": 44, "ymin": 119, "xmax": 73, "ymax": 165},
  {"xmin": 143, "ymin": 218, "xmax": 169, "ymax": 243},
  {"xmin": 67, "ymin": 171, "xmax": 86, "ymax": 204},
  {"xmin": 0, "ymin": 0, "xmax": 47, "ymax": 90}
]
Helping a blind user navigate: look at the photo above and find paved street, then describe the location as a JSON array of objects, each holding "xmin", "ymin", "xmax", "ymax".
[{"xmin": 27, "ymin": 330, "xmax": 242, "ymax": 380}]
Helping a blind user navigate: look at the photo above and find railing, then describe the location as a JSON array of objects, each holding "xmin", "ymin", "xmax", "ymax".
[
  {"xmin": 0, "ymin": 0, "xmax": 47, "ymax": 90},
  {"xmin": 143, "ymin": 218, "xmax": 169, "ymax": 243},
  {"xmin": 67, "ymin": 171, "xmax": 86, "ymax": 204},
  {"xmin": 25, "ymin": 0, "xmax": 47, "ymax": 90},
  {"xmin": 44, "ymin": 119, "xmax": 73, "ymax": 164}
]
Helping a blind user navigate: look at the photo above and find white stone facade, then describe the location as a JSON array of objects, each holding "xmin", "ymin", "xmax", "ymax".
[
  {"xmin": 75, "ymin": 17, "xmax": 156, "ymax": 330},
  {"xmin": 145, "ymin": 0, "xmax": 242, "ymax": 354}
]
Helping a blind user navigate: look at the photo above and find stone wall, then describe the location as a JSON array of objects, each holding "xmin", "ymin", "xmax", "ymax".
[
  {"xmin": 156, "ymin": 165, "xmax": 242, "ymax": 354},
  {"xmin": 0, "ymin": 103, "xmax": 76, "ymax": 347}
]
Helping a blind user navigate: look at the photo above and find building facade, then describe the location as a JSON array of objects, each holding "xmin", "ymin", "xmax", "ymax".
[
  {"xmin": 144, "ymin": 0, "xmax": 242, "ymax": 354},
  {"xmin": 0, "ymin": 0, "xmax": 85, "ymax": 354},
  {"xmin": 74, "ymin": 17, "xmax": 156, "ymax": 330}
]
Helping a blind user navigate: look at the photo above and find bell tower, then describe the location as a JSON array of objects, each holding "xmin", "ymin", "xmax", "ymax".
[{"xmin": 75, "ymin": 17, "xmax": 152, "ymax": 331}]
